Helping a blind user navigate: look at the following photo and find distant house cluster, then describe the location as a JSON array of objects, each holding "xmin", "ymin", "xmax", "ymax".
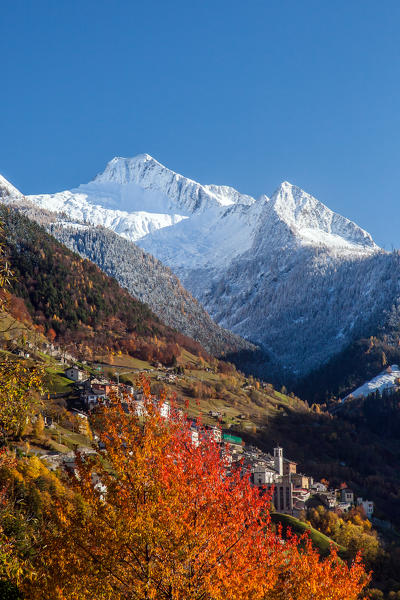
[
  {"xmin": 240, "ymin": 445, "xmax": 312, "ymax": 515},
  {"xmin": 242, "ymin": 445, "xmax": 374, "ymax": 519},
  {"xmin": 63, "ymin": 366, "xmax": 127, "ymax": 409},
  {"xmin": 61, "ymin": 364, "xmax": 374, "ymax": 521}
]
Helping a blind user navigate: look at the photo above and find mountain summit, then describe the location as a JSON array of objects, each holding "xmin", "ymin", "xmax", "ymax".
[
  {"xmin": 1, "ymin": 156, "xmax": 392, "ymax": 379},
  {"xmin": 264, "ymin": 180, "xmax": 377, "ymax": 252},
  {"xmin": 0, "ymin": 175, "xmax": 23, "ymax": 202},
  {"xmin": 1, "ymin": 154, "xmax": 376, "ymax": 256},
  {"xmin": 92, "ymin": 154, "xmax": 255, "ymax": 215}
]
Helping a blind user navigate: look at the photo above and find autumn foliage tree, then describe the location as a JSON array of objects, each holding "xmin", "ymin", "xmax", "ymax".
[
  {"xmin": 23, "ymin": 379, "xmax": 369, "ymax": 600},
  {"xmin": 0, "ymin": 221, "xmax": 12, "ymax": 314},
  {"xmin": 0, "ymin": 450, "xmax": 69, "ymax": 598},
  {"xmin": 0, "ymin": 358, "xmax": 44, "ymax": 442},
  {"xmin": 307, "ymin": 505, "xmax": 380, "ymax": 569},
  {"xmin": 0, "ymin": 221, "xmax": 44, "ymax": 443}
]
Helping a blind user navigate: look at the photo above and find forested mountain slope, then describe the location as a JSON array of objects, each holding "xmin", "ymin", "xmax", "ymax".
[
  {"xmin": 295, "ymin": 306, "xmax": 400, "ymax": 402},
  {"xmin": 0, "ymin": 205, "xmax": 212, "ymax": 364},
  {"xmin": 0, "ymin": 188, "xmax": 254, "ymax": 358},
  {"xmin": 48, "ymin": 223, "xmax": 254, "ymax": 357}
]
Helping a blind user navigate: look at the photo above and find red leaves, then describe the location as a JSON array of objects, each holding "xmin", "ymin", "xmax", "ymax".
[{"xmin": 25, "ymin": 380, "xmax": 369, "ymax": 600}]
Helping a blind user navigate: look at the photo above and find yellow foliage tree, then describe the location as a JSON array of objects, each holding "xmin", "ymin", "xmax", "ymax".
[
  {"xmin": 33, "ymin": 413, "xmax": 45, "ymax": 439},
  {"xmin": 0, "ymin": 358, "xmax": 44, "ymax": 441},
  {"xmin": 23, "ymin": 381, "xmax": 369, "ymax": 600}
]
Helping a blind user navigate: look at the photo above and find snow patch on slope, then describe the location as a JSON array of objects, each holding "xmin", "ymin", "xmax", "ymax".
[
  {"xmin": 26, "ymin": 189, "xmax": 188, "ymax": 242},
  {"xmin": 344, "ymin": 365, "xmax": 400, "ymax": 400}
]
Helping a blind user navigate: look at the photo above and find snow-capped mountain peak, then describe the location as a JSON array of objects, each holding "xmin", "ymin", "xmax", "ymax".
[
  {"xmin": 0, "ymin": 174, "xmax": 23, "ymax": 202},
  {"xmin": 93, "ymin": 154, "xmax": 162, "ymax": 185},
  {"xmin": 1, "ymin": 158, "xmax": 390, "ymax": 379},
  {"xmin": 268, "ymin": 180, "xmax": 378, "ymax": 251},
  {"xmin": 92, "ymin": 154, "xmax": 253, "ymax": 213}
]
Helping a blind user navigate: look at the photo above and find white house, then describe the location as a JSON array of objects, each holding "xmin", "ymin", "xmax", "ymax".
[
  {"xmin": 311, "ymin": 482, "xmax": 327, "ymax": 493},
  {"xmin": 357, "ymin": 497, "xmax": 374, "ymax": 518},
  {"xmin": 209, "ymin": 426, "xmax": 222, "ymax": 443},
  {"xmin": 84, "ymin": 393, "xmax": 106, "ymax": 410},
  {"xmin": 160, "ymin": 400, "xmax": 171, "ymax": 420},
  {"xmin": 340, "ymin": 488, "xmax": 354, "ymax": 504},
  {"xmin": 190, "ymin": 428, "xmax": 199, "ymax": 447},
  {"xmin": 65, "ymin": 366, "xmax": 85, "ymax": 382},
  {"xmin": 337, "ymin": 502, "xmax": 352, "ymax": 512},
  {"xmin": 201, "ymin": 426, "xmax": 222, "ymax": 444},
  {"xmin": 253, "ymin": 466, "xmax": 276, "ymax": 486},
  {"xmin": 133, "ymin": 399, "xmax": 146, "ymax": 417}
]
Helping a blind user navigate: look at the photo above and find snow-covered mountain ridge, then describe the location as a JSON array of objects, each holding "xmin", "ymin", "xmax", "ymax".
[
  {"xmin": 0, "ymin": 175, "xmax": 23, "ymax": 202},
  {"xmin": 94, "ymin": 154, "xmax": 255, "ymax": 210},
  {"xmin": 2, "ymin": 154, "xmax": 395, "ymax": 380},
  {"xmin": 19, "ymin": 154, "xmax": 377, "ymax": 256}
]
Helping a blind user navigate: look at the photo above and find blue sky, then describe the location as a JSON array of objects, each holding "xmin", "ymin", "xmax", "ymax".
[{"xmin": 1, "ymin": 0, "xmax": 399, "ymax": 247}]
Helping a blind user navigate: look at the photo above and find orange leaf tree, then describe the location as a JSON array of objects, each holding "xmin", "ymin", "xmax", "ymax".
[{"xmin": 24, "ymin": 379, "xmax": 369, "ymax": 600}]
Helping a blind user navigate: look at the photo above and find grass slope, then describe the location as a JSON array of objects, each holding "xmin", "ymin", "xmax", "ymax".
[{"xmin": 271, "ymin": 513, "xmax": 346, "ymax": 559}]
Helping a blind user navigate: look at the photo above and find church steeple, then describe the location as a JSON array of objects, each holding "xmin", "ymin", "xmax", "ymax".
[{"xmin": 274, "ymin": 446, "xmax": 283, "ymax": 476}]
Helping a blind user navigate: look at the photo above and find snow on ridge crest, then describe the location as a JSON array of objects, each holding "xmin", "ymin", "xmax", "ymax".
[
  {"xmin": 90, "ymin": 158, "xmax": 378, "ymax": 252},
  {"xmin": 0, "ymin": 159, "xmax": 379, "ymax": 254},
  {"xmin": 0, "ymin": 174, "xmax": 23, "ymax": 201},
  {"xmin": 93, "ymin": 154, "xmax": 161, "ymax": 185},
  {"xmin": 93, "ymin": 154, "xmax": 255, "ymax": 212},
  {"xmin": 269, "ymin": 180, "xmax": 378, "ymax": 251}
]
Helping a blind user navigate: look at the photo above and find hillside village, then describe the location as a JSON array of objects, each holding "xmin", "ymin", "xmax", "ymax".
[
  {"xmin": 38, "ymin": 360, "xmax": 374, "ymax": 522},
  {"xmin": 3, "ymin": 7, "xmax": 400, "ymax": 596},
  {"xmin": 3, "ymin": 289, "xmax": 396, "ymax": 597}
]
